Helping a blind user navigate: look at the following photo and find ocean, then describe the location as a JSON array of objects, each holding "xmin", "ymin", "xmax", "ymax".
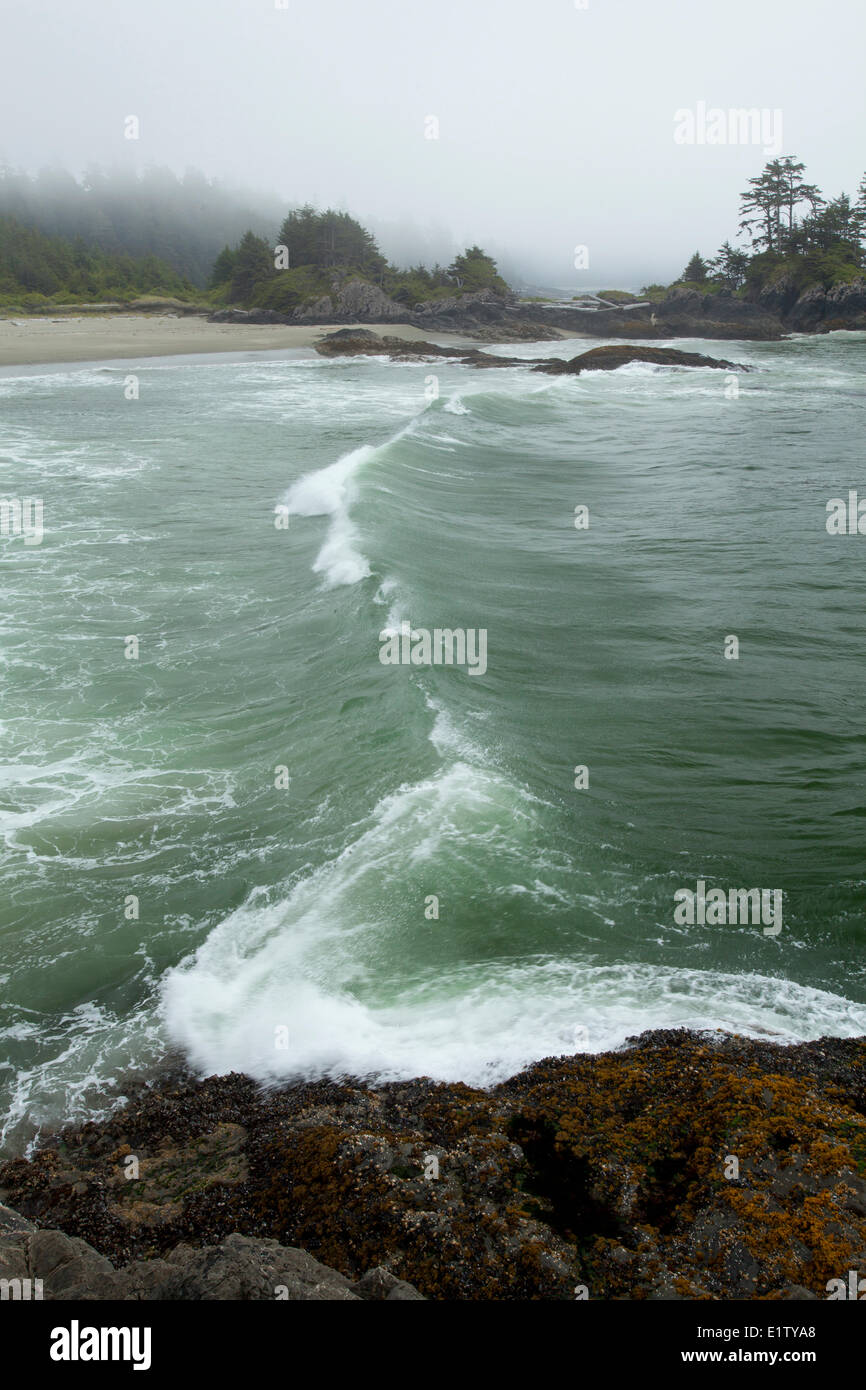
[{"xmin": 2, "ymin": 330, "xmax": 865, "ymax": 1153}]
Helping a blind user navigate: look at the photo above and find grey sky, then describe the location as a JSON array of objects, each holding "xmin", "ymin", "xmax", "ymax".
[{"xmin": 1, "ymin": 0, "xmax": 864, "ymax": 284}]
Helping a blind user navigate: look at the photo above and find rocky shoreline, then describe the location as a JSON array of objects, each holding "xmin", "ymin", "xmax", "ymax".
[
  {"xmin": 209, "ymin": 278, "xmax": 866, "ymax": 342},
  {"xmin": 7, "ymin": 280, "xmax": 864, "ymax": 354},
  {"xmin": 2, "ymin": 1028, "xmax": 864, "ymax": 1301}
]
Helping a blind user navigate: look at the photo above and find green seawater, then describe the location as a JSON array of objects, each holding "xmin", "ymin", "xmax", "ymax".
[{"xmin": 1, "ymin": 332, "xmax": 865, "ymax": 1151}]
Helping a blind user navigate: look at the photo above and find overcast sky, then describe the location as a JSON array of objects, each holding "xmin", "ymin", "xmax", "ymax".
[{"xmin": 1, "ymin": 0, "xmax": 864, "ymax": 285}]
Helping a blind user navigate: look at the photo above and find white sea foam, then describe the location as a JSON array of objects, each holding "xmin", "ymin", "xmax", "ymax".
[
  {"xmin": 284, "ymin": 418, "xmax": 418, "ymax": 587},
  {"xmin": 163, "ymin": 923, "xmax": 866, "ymax": 1088},
  {"xmin": 284, "ymin": 444, "xmax": 375, "ymax": 587},
  {"xmin": 0, "ymin": 754, "xmax": 238, "ymax": 858},
  {"xmin": 12, "ymin": 949, "xmax": 866, "ymax": 1154},
  {"xmin": 162, "ymin": 740, "xmax": 866, "ymax": 1087},
  {"xmin": 162, "ymin": 758, "xmax": 533, "ymax": 1071},
  {"xmin": 0, "ymin": 997, "xmax": 165, "ymax": 1154},
  {"xmin": 425, "ymin": 693, "xmax": 486, "ymax": 762}
]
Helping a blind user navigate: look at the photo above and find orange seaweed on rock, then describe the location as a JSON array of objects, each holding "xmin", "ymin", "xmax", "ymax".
[{"xmin": 1, "ymin": 1032, "xmax": 864, "ymax": 1300}]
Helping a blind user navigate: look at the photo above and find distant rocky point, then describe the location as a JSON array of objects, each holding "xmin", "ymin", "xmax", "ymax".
[{"xmin": 207, "ymin": 276, "xmax": 866, "ymax": 342}]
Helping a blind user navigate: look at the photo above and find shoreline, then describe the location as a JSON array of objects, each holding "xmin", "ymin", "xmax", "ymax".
[
  {"xmin": 2, "ymin": 1027, "xmax": 865, "ymax": 1300},
  {"xmin": 2, "ymin": 310, "xmax": 859, "ymax": 373},
  {"xmin": 0, "ymin": 1021, "xmax": 824, "ymax": 1162},
  {"xmin": 0, "ymin": 314, "xmax": 486, "ymax": 369}
]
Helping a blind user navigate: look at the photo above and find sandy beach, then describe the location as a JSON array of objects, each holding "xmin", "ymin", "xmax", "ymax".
[{"xmin": 0, "ymin": 314, "xmax": 474, "ymax": 368}]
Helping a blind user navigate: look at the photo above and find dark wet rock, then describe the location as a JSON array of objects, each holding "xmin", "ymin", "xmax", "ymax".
[
  {"xmin": 291, "ymin": 278, "xmax": 408, "ymax": 323},
  {"xmin": 503, "ymin": 278, "xmax": 866, "ymax": 340},
  {"xmin": 314, "ymin": 331, "xmax": 523, "ymax": 366},
  {"xmin": 314, "ymin": 330, "xmax": 459, "ymax": 359},
  {"xmin": 2, "ymin": 1030, "xmax": 865, "ymax": 1300},
  {"xmin": 824, "ymin": 277, "xmax": 866, "ymax": 327},
  {"xmin": 317, "ymin": 327, "xmax": 380, "ymax": 346},
  {"xmin": 746, "ymin": 276, "xmax": 866, "ymax": 333},
  {"xmin": 786, "ymin": 278, "xmax": 866, "ymax": 333},
  {"xmin": 211, "ymin": 279, "xmax": 445, "ymax": 329},
  {"xmin": 410, "ymin": 288, "xmax": 516, "ymax": 333},
  {"xmin": 313, "ymin": 332, "xmax": 750, "ymax": 377},
  {"xmin": 785, "ymin": 286, "xmax": 830, "ymax": 332},
  {"xmin": 758, "ymin": 276, "xmax": 801, "ymax": 317},
  {"xmin": 206, "ymin": 273, "xmax": 866, "ymax": 342},
  {"xmin": 330, "ymin": 279, "xmax": 408, "ymax": 321},
  {"xmin": 533, "ymin": 344, "xmax": 749, "ymax": 374},
  {"xmin": 497, "ymin": 290, "xmax": 784, "ymax": 342}
]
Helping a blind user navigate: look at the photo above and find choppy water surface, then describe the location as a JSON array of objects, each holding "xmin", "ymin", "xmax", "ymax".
[{"xmin": 1, "ymin": 331, "xmax": 865, "ymax": 1150}]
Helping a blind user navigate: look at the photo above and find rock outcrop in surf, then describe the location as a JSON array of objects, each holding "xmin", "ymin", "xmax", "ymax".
[{"xmin": 314, "ymin": 331, "xmax": 751, "ymax": 376}]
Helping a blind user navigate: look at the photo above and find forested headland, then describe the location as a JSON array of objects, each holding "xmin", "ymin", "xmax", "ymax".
[
  {"xmin": 0, "ymin": 157, "xmax": 863, "ymax": 321},
  {"xmin": 0, "ymin": 166, "xmax": 509, "ymax": 314},
  {"xmin": 208, "ymin": 206, "xmax": 509, "ymax": 313},
  {"xmin": 642, "ymin": 156, "xmax": 866, "ymax": 302}
]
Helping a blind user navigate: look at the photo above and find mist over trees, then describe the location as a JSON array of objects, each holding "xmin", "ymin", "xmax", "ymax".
[
  {"xmin": 5, "ymin": 152, "xmax": 861, "ymax": 314},
  {"xmin": 0, "ymin": 166, "xmax": 506, "ymax": 309},
  {"xmin": 209, "ymin": 206, "xmax": 510, "ymax": 311},
  {"xmin": 669, "ymin": 156, "xmax": 866, "ymax": 297},
  {"xmin": 0, "ymin": 169, "xmax": 510, "ymax": 313},
  {"xmin": 0, "ymin": 215, "xmax": 194, "ymax": 305},
  {"xmin": 277, "ymin": 206, "xmax": 388, "ymax": 282},
  {"xmin": 0, "ymin": 165, "xmax": 282, "ymax": 286},
  {"xmin": 739, "ymin": 158, "xmax": 827, "ymax": 252}
]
